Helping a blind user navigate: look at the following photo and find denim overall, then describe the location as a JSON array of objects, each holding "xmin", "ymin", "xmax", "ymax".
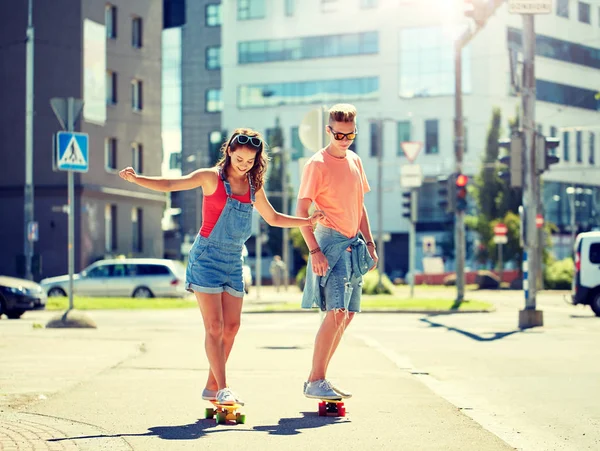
[{"xmin": 185, "ymin": 169, "xmax": 255, "ymax": 298}]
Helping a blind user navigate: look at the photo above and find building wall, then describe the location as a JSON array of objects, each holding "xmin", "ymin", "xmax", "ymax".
[
  {"xmin": 181, "ymin": 0, "xmax": 222, "ymax": 242},
  {"xmin": 0, "ymin": 0, "xmax": 165, "ymax": 280}
]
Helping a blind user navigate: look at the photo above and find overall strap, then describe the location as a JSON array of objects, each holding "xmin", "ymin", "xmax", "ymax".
[
  {"xmin": 248, "ymin": 175, "xmax": 256, "ymax": 203},
  {"xmin": 220, "ymin": 167, "xmax": 233, "ymax": 197}
]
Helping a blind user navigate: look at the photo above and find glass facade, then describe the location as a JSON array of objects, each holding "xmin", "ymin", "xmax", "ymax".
[
  {"xmin": 397, "ymin": 121, "xmax": 411, "ymax": 156},
  {"xmin": 238, "ymin": 0, "xmax": 265, "ymax": 20},
  {"xmin": 399, "ymin": 27, "xmax": 471, "ymax": 98},
  {"xmin": 537, "ymin": 79, "xmax": 600, "ymax": 111},
  {"xmin": 237, "ymin": 77, "xmax": 379, "ymax": 108},
  {"xmin": 206, "ymin": 89, "xmax": 223, "ymax": 112},
  {"xmin": 507, "ymin": 27, "xmax": 600, "ymax": 71},
  {"xmin": 238, "ymin": 32, "xmax": 378, "ymax": 64}
]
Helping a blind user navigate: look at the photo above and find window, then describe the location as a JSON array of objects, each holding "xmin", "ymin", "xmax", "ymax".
[
  {"xmin": 106, "ymin": 4, "xmax": 117, "ymax": 39},
  {"xmin": 106, "ymin": 71, "xmax": 117, "ymax": 104},
  {"xmin": 290, "ymin": 126, "xmax": 304, "ymax": 160},
  {"xmin": 206, "ymin": 4, "xmax": 222, "ymax": 26},
  {"xmin": 238, "ymin": 0, "xmax": 266, "ymax": 20},
  {"xmin": 208, "ymin": 130, "xmax": 223, "ymax": 164},
  {"xmin": 397, "ymin": 121, "xmax": 411, "ymax": 156},
  {"xmin": 550, "ymin": 126, "xmax": 558, "ymax": 156},
  {"xmin": 137, "ymin": 264, "xmax": 171, "ymax": 276},
  {"xmin": 369, "ymin": 122, "xmax": 380, "ymax": 157},
  {"xmin": 425, "ymin": 119, "xmax": 439, "ymax": 154},
  {"xmin": 105, "ymin": 137, "xmax": 117, "ymax": 171},
  {"xmin": 590, "ymin": 243, "xmax": 600, "ymax": 264},
  {"xmin": 360, "ymin": 0, "xmax": 378, "ymax": 8},
  {"xmin": 105, "ymin": 204, "xmax": 117, "ymax": 252},
  {"xmin": 576, "ymin": 131, "xmax": 583, "ymax": 162},
  {"xmin": 238, "ymin": 77, "xmax": 379, "ymax": 108},
  {"xmin": 579, "ymin": 2, "xmax": 591, "ymax": 24},
  {"xmin": 238, "ymin": 32, "xmax": 378, "ymax": 63},
  {"xmin": 132, "ymin": 208, "xmax": 143, "ymax": 252},
  {"xmin": 508, "ymin": 28, "xmax": 600, "ymax": 71},
  {"xmin": 206, "ymin": 46, "xmax": 221, "ymax": 69},
  {"xmin": 557, "ymin": 0, "xmax": 569, "ymax": 18},
  {"xmin": 400, "ymin": 27, "xmax": 471, "ymax": 98},
  {"xmin": 590, "ymin": 132, "xmax": 595, "ymax": 165},
  {"xmin": 169, "ymin": 152, "xmax": 182, "ymax": 170},
  {"xmin": 563, "ymin": 131, "xmax": 570, "ymax": 161},
  {"xmin": 131, "ymin": 79, "xmax": 143, "ymax": 110},
  {"xmin": 132, "ymin": 143, "xmax": 143, "ymax": 173},
  {"xmin": 206, "ymin": 89, "xmax": 223, "ymax": 112},
  {"xmin": 537, "ymin": 80, "xmax": 600, "ymax": 111},
  {"xmin": 285, "ymin": 0, "xmax": 295, "ymax": 16},
  {"xmin": 132, "ymin": 17, "xmax": 143, "ymax": 48}
]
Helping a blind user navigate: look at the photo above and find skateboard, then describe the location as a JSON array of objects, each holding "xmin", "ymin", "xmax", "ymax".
[
  {"xmin": 318, "ymin": 399, "xmax": 346, "ymax": 417},
  {"xmin": 205, "ymin": 400, "xmax": 246, "ymax": 424}
]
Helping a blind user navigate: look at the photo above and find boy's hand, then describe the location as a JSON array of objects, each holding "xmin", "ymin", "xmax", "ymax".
[
  {"xmin": 119, "ymin": 167, "xmax": 137, "ymax": 183},
  {"xmin": 368, "ymin": 246, "xmax": 378, "ymax": 271},
  {"xmin": 311, "ymin": 251, "xmax": 329, "ymax": 277}
]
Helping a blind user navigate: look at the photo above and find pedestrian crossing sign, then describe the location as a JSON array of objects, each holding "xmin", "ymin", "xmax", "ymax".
[{"xmin": 56, "ymin": 132, "xmax": 89, "ymax": 172}]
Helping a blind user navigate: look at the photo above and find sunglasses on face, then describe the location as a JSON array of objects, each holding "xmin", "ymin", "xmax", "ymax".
[
  {"xmin": 229, "ymin": 134, "xmax": 263, "ymax": 149},
  {"xmin": 328, "ymin": 126, "xmax": 357, "ymax": 141}
]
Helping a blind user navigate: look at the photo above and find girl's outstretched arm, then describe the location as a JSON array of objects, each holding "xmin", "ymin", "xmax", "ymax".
[
  {"xmin": 119, "ymin": 167, "xmax": 215, "ymax": 192},
  {"xmin": 254, "ymin": 187, "xmax": 324, "ymax": 228}
]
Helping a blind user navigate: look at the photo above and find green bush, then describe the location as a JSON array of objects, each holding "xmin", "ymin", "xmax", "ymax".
[
  {"xmin": 544, "ymin": 258, "xmax": 574, "ymax": 290},
  {"xmin": 362, "ymin": 270, "xmax": 394, "ymax": 295}
]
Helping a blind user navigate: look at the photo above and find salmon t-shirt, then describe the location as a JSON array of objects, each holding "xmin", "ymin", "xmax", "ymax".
[{"xmin": 298, "ymin": 149, "xmax": 370, "ymax": 238}]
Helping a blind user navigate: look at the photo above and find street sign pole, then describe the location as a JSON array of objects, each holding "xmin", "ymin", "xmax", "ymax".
[
  {"xmin": 67, "ymin": 98, "xmax": 75, "ymax": 311},
  {"xmin": 409, "ymin": 188, "xmax": 418, "ymax": 298}
]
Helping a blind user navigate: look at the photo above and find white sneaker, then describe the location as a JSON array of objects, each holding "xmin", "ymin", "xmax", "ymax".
[
  {"xmin": 304, "ymin": 379, "xmax": 341, "ymax": 400},
  {"xmin": 216, "ymin": 388, "xmax": 236, "ymax": 405},
  {"xmin": 328, "ymin": 380, "xmax": 352, "ymax": 399},
  {"xmin": 201, "ymin": 388, "xmax": 217, "ymax": 401}
]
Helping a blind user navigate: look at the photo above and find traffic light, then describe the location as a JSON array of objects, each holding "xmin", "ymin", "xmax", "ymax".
[
  {"xmin": 464, "ymin": 0, "xmax": 502, "ymax": 27},
  {"xmin": 535, "ymin": 133, "xmax": 560, "ymax": 173},
  {"xmin": 402, "ymin": 190, "xmax": 412, "ymax": 219},
  {"xmin": 498, "ymin": 132, "xmax": 523, "ymax": 188},
  {"xmin": 437, "ymin": 174, "xmax": 456, "ymax": 213},
  {"xmin": 455, "ymin": 174, "xmax": 469, "ymax": 212}
]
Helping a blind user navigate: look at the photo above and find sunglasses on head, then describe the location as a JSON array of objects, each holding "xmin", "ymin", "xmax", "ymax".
[
  {"xmin": 229, "ymin": 134, "xmax": 263, "ymax": 149},
  {"xmin": 328, "ymin": 126, "xmax": 357, "ymax": 141}
]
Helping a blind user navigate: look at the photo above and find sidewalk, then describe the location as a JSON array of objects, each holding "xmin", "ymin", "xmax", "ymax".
[{"xmin": 1, "ymin": 310, "xmax": 513, "ymax": 450}]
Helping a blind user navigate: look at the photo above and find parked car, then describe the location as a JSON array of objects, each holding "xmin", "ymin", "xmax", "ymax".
[
  {"xmin": 571, "ymin": 231, "xmax": 600, "ymax": 316},
  {"xmin": 0, "ymin": 276, "xmax": 47, "ymax": 319},
  {"xmin": 40, "ymin": 258, "xmax": 188, "ymax": 298},
  {"xmin": 242, "ymin": 245, "xmax": 252, "ymax": 294}
]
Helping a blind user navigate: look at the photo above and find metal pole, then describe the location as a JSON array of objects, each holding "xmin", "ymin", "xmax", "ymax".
[
  {"xmin": 23, "ymin": 0, "xmax": 35, "ymax": 280},
  {"xmin": 255, "ymin": 215, "xmax": 262, "ymax": 300},
  {"xmin": 570, "ymin": 186, "xmax": 576, "ymax": 249},
  {"xmin": 281, "ymin": 149, "xmax": 289, "ymax": 291},
  {"xmin": 376, "ymin": 120, "xmax": 385, "ymax": 289},
  {"xmin": 498, "ymin": 243, "xmax": 504, "ymax": 286},
  {"xmin": 67, "ymin": 98, "xmax": 75, "ymax": 311},
  {"xmin": 522, "ymin": 14, "xmax": 537, "ymax": 311},
  {"xmin": 454, "ymin": 39, "xmax": 465, "ymax": 302},
  {"xmin": 409, "ymin": 188, "xmax": 417, "ymax": 298}
]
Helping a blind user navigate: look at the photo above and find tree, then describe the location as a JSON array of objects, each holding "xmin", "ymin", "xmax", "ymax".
[{"xmin": 465, "ymin": 107, "xmax": 523, "ymax": 266}]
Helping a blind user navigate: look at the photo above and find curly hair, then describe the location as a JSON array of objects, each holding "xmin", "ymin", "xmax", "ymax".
[{"xmin": 216, "ymin": 128, "xmax": 269, "ymax": 191}]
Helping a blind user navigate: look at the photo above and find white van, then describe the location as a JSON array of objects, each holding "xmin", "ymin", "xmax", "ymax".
[{"xmin": 571, "ymin": 232, "xmax": 600, "ymax": 316}]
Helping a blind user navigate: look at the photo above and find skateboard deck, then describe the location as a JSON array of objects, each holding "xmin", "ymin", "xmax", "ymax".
[
  {"xmin": 205, "ymin": 400, "xmax": 246, "ymax": 424},
  {"xmin": 318, "ymin": 399, "xmax": 346, "ymax": 417}
]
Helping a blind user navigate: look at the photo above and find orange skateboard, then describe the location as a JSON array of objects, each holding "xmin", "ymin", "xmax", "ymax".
[
  {"xmin": 205, "ymin": 400, "xmax": 245, "ymax": 424},
  {"xmin": 318, "ymin": 399, "xmax": 346, "ymax": 417}
]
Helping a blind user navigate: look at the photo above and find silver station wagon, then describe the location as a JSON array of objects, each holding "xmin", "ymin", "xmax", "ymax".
[{"xmin": 40, "ymin": 258, "xmax": 188, "ymax": 298}]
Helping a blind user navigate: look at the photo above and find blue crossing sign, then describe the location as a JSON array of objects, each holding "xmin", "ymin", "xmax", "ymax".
[{"xmin": 56, "ymin": 132, "xmax": 89, "ymax": 172}]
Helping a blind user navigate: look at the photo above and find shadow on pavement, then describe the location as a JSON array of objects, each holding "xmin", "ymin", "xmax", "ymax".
[
  {"xmin": 47, "ymin": 418, "xmax": 251, "ymax": 443},
  {"xmin": 253, "ymin": 412, "xmax": 350, "ymax": 436},
  {"xmin": 420, "ymin": 317, "xmax": 523, "ymax": 342},
  {"xmin": 260, "ymin": 345, "xmax": 304, "ymax": 350}
]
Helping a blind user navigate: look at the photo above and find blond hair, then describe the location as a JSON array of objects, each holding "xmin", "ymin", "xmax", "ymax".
[{"xmin": 328, "ymin": 103, "xmax": 357, "ymax": 124}]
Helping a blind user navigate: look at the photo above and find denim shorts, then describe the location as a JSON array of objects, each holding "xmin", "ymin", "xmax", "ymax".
[
  {"xmin": 185, "ymin": 236, "xmax": 245, "ymax": 298},
  {"xmin": 322, "ymin": 250, "xmax": 363, "ymax": 313}
]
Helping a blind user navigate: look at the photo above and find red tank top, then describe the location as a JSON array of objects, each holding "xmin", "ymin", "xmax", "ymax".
[{"xmin": 199, "ymin": 176, "xmax": 252, "ymax": 237}]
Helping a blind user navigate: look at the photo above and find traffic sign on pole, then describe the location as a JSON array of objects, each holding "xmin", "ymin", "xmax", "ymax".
[
  {"xmin": 508, "ymin": 0, "xmax": 552, "ymax": 14},
  {"xmin": 536, "ymin": 214, "xmax": 544, "ymax": 228},
  {"xmin": 400, "ymin": 141, "xmax": 423, "ymax": 163},
  {"xmin": 494, "ymin": 223, "xmax": 508, "ymax": 236}
]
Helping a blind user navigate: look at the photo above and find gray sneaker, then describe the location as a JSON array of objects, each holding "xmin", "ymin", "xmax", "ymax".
[
  {"xmin": 304, "ymin": 379, "xmax": 342, "ymax": 400},
  {"xmin": 303, "ymin": 381, "xmax": 308, "ymax": 394},
  {"xmin": 201, "ymin": 388, "xmax": 217, "ymax": 401},
  {"xmin": 329, "ymin": 380, "xmax": 352, "ymax": 399}
]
